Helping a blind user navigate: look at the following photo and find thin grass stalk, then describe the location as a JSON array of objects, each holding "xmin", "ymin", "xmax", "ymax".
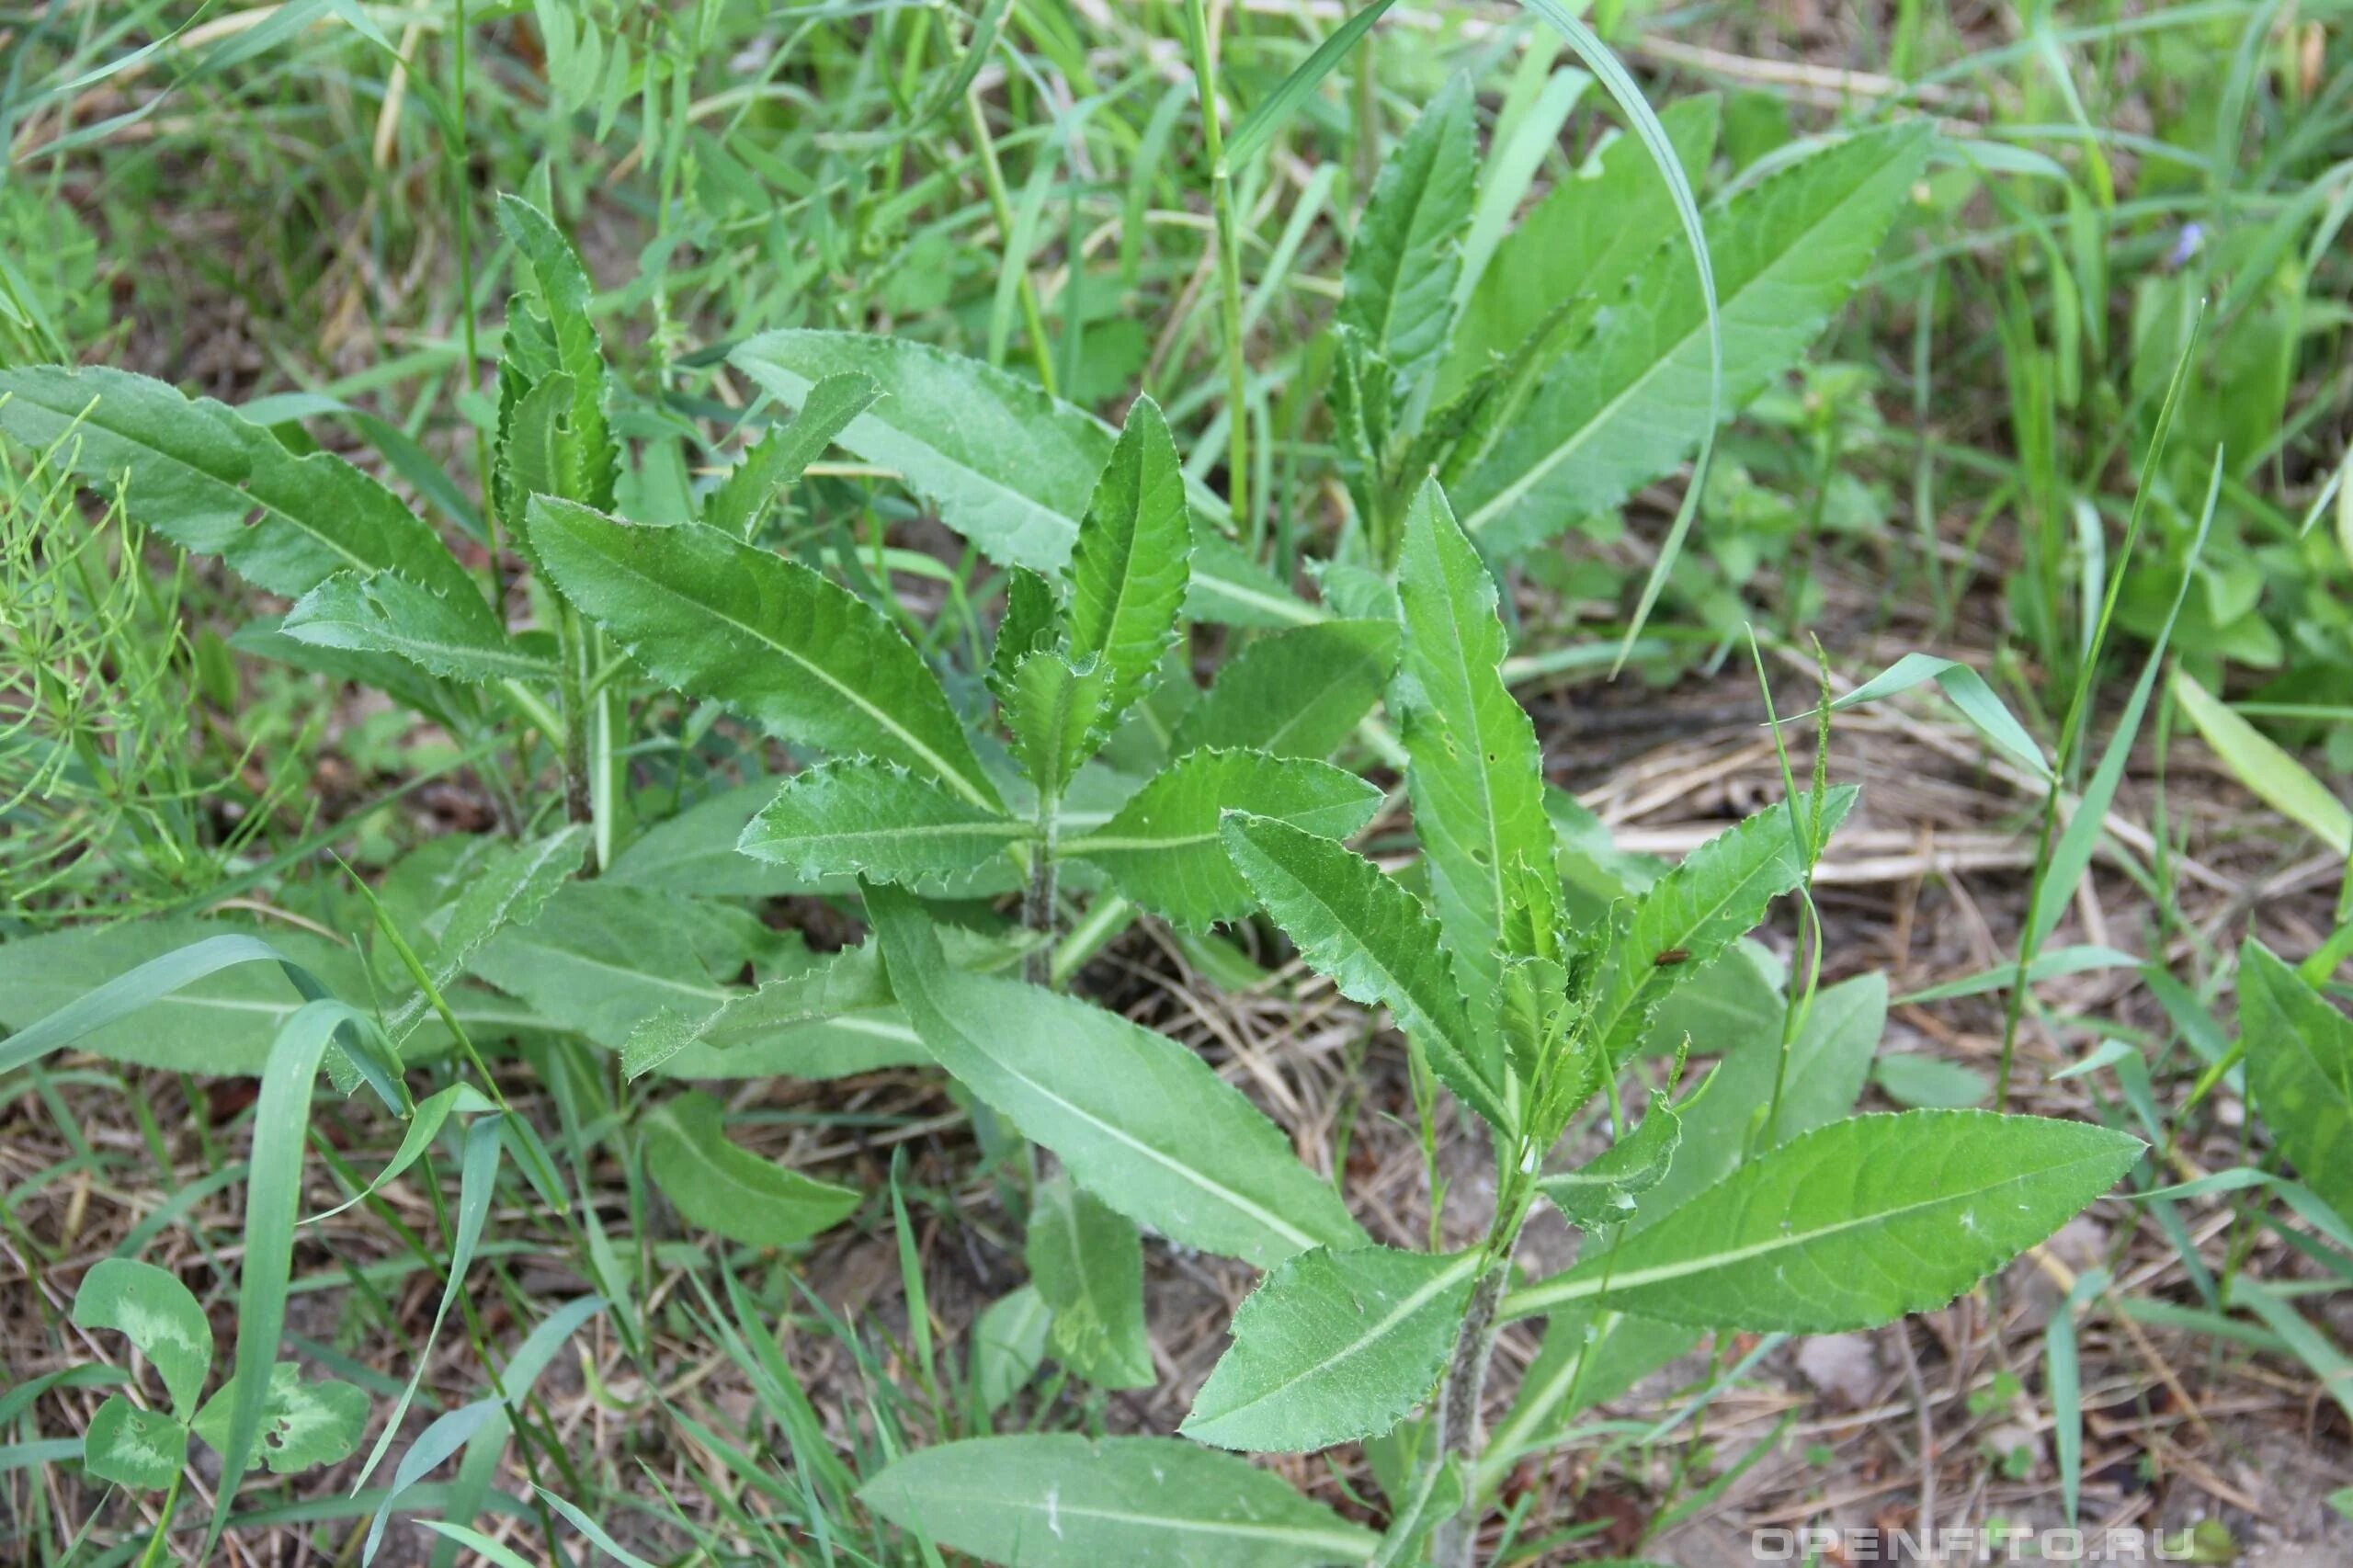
[{"xmin": 1184, "ymin": 0, "xmax": 1250, "ymax": 533}]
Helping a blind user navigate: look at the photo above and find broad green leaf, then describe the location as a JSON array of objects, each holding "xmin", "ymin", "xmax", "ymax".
[
  {"xmin": 1182, "ymin": 1245, "xmax": 1480, "ymax": 1452},
  {"xmin": 860, "ymin": 1435, "xmax": 1379, "ymax": 1567},
  {"xmin": 1027, "ymin": 1174, "xmax": 1154, "ymax": 1390},
  {"xmin": 1638, "ymin": 940, "xmax": 1781, "ymax": 1058},
  {"xmin": 642, "ymin": 1090, "xmax": 860, "ymax": 1247},
  {"xmin": 1220, "ymin": 812, "xmax": 1508, "ymax": 1133},
  {"xmin": 1455, "ymin": 125, "xmax": 1929, "ymax": 553},
  {"xmin": 1339, "ymin": 75, "xmax": 1475, "ymax": 402},
  {"xmin": 283, "ymin": 571, "xmax": 555, "ymax": 683},
  {"xmin": 706, "ymin": 370, "xmax": 883, "ymax": 539},
  {"xmin": 526, "ymin": 497, "xmax": 1001, "ymax": 812},
  {"xmin": 0, "ymin": 366, "xmax": 478, "ymax": 604},
  {"xmin": 468, "ymin": 882, "xmax": 761, "ymax": 1051},
  {"xmin": 2238, "ymin": 941, "xmax": 2353, "ymax": 1219},
  {"xmin": 1065, "ymin": 750, "xmax": 1382, "ymax": 930},
  {"xmin": 1439, "ymin": 95, "xmax": 1722, "ymax": 402},
  {"xmin": 972, "ymin": 1286, "xmax": 1053, "ymax": 1416},
  {"xmin": 1393, "ymin": 478, "xmax": 1556, "ymax": 1043},
  {"xmin": 2173, "ymin": 670, "xmax": 2351, "ymax": 855},
  {"xmin": 866, "ymin": 882, "xmax": 1364, "ymax": 1267},
  {"xmin": 1585, "ymin": 787, "xmax": 1858, "ymax": 1073},
  {"xmin": 1540, "ymin": 1097, "xmax": 1683, "ymax": 1230},
  {"xmin": 1871, "ymin": 1053, "xmax": 1992, "ymax": 1109},
  {"xmin": 607, "ymin": 781, "xmax": 817, "ymax": 898},
  {"xmin": 495, "ymin": 195, "xmax": 618, "ymax": 510},
  {"xmin": 84, "ymin": 1397, "xmax": 186, "ymax": 1490},
  {"xmin": 1170, "ymin": 619, "xmax": 1399, "ymax": 759},
  {"xmin": 72, "ymin": 1259, "xmax": 211, "ymax": 1419},
  {"xmin": 729, "ymin": 331, "xmax": 1312, "ymax": 628},
  {"xmin": 1001, "ymin": 647, "xmax": 1099, "ymax": 801},
  {"xmin": 738, "ymin": 761, "xmax": 1027, "ymax": 887},
  {"xmin": 1502, "ymin": 1110, "xmax": 2143, "ymax": 1331},
  {"xmin": 1063, "ymin": 395, "xmax": 1190, "ymax": 745},
  {"xmin": 191, "ymin": 1363, "xmax": 368, "ymax": 1474},
  {"xmin": 1830, "ymin": 652, "xmax": 2052, "ymax": 783}
]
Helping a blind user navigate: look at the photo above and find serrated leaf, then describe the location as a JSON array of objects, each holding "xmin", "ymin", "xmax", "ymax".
[
  {"xmin": 0, "ymin": 366, "xmax": 479, "ymax": 604},
  {"xmin": 1064, "ymin": 750, "xmax": 1381, "ymax": 930},
  {"xmin": 495, "ymin": 195, "xmax": 618, "ymax": 510},
  {"xmin": 642, "ymin": 1089, "xmax": 860, "ymax": 1247},
  {"xmin": 1001, "ymin": 646, "xmax": 1099, "ymax": 801},
  {"xmin": 866, "ymin": 882, "xmax": 1364, "ymax": 1267},
  {"xmin": 738, "ymin": 761, "xmax": 1026, "ymax": 887},
  {"xmin": 1219, "ymin": 813, "xmax": 1508, "ymax": 1133},
  {"xmin": 468, "ymin": 882, "xmax": 761, "ymax": 1051},
  {"xmin": 1393, "ymin": 478, "xmax": 1556, "ymax": 1046},
  {"xmin": 1539, "ymin": 1098, "xmax": 1683, "ymax": 1230},
  {"xmin": 1340, "ymin": 75, "xmax": 1476, "ymax": 403},
  {"xmin": 1439, "ymin": 94, "xmax": 1721, "ymax": 402},
  {"xmin": 859, "ymin": 1435, "xmax": 1379, "ymax": 1567},
  {"xmin": 1063, "ymin": 395, "xmax": 1190, "ymax": 745},
  {"xmin": 525, "ymin": 497, "xmax": 1000, "ymax": 812},
  {"xmin": 494, "ymin": 369, "xmax": 579, "ymax": 555},
  {"xmin": 191, "ymin": 1363, "xmax": 368, "ymax": 1474},
  {"xmin": 622, "ymin": 941, "xmax": 898, "ymax": 1080},
  {"xmin": 728, "ymin": 331, "xmax": 1311, "ymax": 628},
  {"xmin": 1456, "ymin": 125, "xmax": 1929, "ymax": 552},
  {"xmin": 84, "ymin": 1396, "xmax": 187, "ymax": 1490},
  {"xmin": 73, "ymin": 1259, "xmax": 210, "ymax": 1419},
  {"xmin": 2238, "ymin": 940, "xmax": 2353, "ymax": 1219},
  {"xmin": 1171, "ymin": 619, "xmax": 1400, "ymax": 760},
  {"xmin": 1502, "ymin": 1109, "xmax": 2143, "ymax": 1331},
  {"xmin": 1027, "ymin": 1175, "xmax": 1154, "ymax": 1390},
  {"xmin": 386, "ymin": 824, "xmax": 593, "ymax": 1043},
  {"xmin": 1182, "ymin": 1245, "xmax": 1479, "ymax": 1452},
  {"xmin": 988, "ymin": 566, "xmax": 1063, "ymax": 697},
  {"xmin": 1585, "ymin": 787, "xmax": 1858, "ymax": 1074},
  {"xmin": 706, "ymin": 370, "xmax": 883, "ymax": 539},
  {"xmin": 284, "ymin": 570, "xmax": 552, "ymax": 684}
]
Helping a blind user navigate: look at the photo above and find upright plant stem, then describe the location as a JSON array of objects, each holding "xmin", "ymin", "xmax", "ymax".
[
  {"xmin": 1023, "ymin": 790, "xmax": 1060, "ymax": 987},
  {"xmin": 1184, "ymin": 0, "xmax": 1250, "ymax": 535},
  {"xmin": 444, "ymin": 0, "xmax": 498, "ymax": 618}
]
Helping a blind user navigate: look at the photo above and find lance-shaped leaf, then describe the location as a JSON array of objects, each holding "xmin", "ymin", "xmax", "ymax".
[
  {"xmin": 972, "ymin": 1286, "xmax": 1052, "ymax": 1416},
  {"xmin": 1340, "ymin": 74, "xmax": 1476, "ymax": 403},
  {"xmin": 525, "ymin": 497, "xmax": 1001, "ymax": 812},
  {"xmin": 1502, "ymin": 1110, "xmax": 2143, "ymax": 1332},
  {"xmin": 1171, "ymin": 619, "xmax": 1400, "ymax": 759},
  {"xmin": 738, "ymin": 761, "xmax": 1027, "ymax": 888},
  {"xmin": 1456, "ymin": 125, "xmax": 1930, "ymax": 553},
  {"xmin": 866, "ymin": 882, "xmax": 1364, "ymax": 1267},
  {"xmin": 1064, "ymin": 751, "xmax": 1382, "ymax": 930},
  {"xmin": 622, "ymin": 941, "xmax": 897, "ymax": 1079},
  {"xmin": 642, "ymin": 1090, "xmax": 861, "ymax": 1247},
  {"xmin": 859, "ymin": 1436, "xmax": 1380, "ymax": 1567},
  {"xmin": 496, "ymin": 195, "xmax": 618, "ymax": 511},
  {"xmin": 85, "ymin": 1398, "xmax": 187, "ymax": 1490},
  {"xmin": 1063, "ymin": 395, "xmax": 1190, "ymax": 744},
  {"xmin": 1539, "ymin": 1096, "xmax": 1685, "ymax": 1231},
  {"xmin": 468, "ymin": 881, "xmax": 761, "ymax": 1050},
  {"xmin": 2238, "ymin": 940, "xmax": 2353, "ymax": 1219},
  {"xmin": 189, "ymin": 1364, "xmax": 368, "ymax": 1474},
  {"xmin": 385, "ymin": 824, "xmax": 591, "ymax": 1043},
  {"xmin": 284, "ymin": 570, "xmax": 554, "ymax": 684},
  {"xmin": 0, "ymin": 366, "xmax": 479, "ymax": 604},
  {"xmin": 706, "ymin": 370, "xmax": 883, "ymax": 539},
  {"xmin": 1028, "ymin": 1175, "xmax": 1154, "ymax": 1389},
  {"xmin": 1219, "ymin": 813, "xmax": 1509, "ymax": 1132},
  {"xmin": 1182, "ymin": 1245, "xmax": 1481, "ymax": 1452},
  {"xmin": 729, "ymin": 330, "xmax": 1310, "ymax": 627},
  {"xmin": 73, "ymin": 1259, "xmax": 211, "ymax": 1419},
  {"xmin": 1586, "ymin": 787, "xmax": 1857, "ymax": 1073},
  {"xmin": 1439, "ymin": 93, "xmax": 1721, "ymax": 403},
  {"xmin": 1393, "ymin": 477, "xmax": 1557, "ymax": 1043},
  {"xmin": 1001, "ymin": 647, "xmax": 1097, "ymax": 801}
]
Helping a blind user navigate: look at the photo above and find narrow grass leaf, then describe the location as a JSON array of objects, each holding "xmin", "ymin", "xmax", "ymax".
[
  {"xmin": 1225, "ymin": 0, "xmax": 1402, "ymax": 168},
  {"xmin": 1828, "ymin": 653, "xmax": 2050, "ymax": 781},
  {"xmin": 2172, "ymin": 670, "xmax": 2352, "ymax": 855}
]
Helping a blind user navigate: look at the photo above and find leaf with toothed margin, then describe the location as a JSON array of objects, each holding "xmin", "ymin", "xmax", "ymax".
[
  {"xmin": 737, "ymin": 761, "xmax": 1028, "ymax": 889},
  {"xmin": 283, "ymin": 570, "xmax": 553, "ymax": 684},
  {"xmin": 1063, "ymin": 750, "xmax": 1382, "ymax": 930},
  {"xmin": 1169, "ymin": 619, "xmax": 1400, "ymax": 761},
  {"xmin": 1501, "ymin": 1109, "xmax": 2143, "ymax": 1332},
  {"xmin": 1182, "ymin": 1245, "xmax": 1480, "ymax": 1452}
]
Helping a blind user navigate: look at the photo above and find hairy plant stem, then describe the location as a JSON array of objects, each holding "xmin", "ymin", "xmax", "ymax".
[
  {"xmin": 555, "ymin": 606, "xmax": 596, "ymax": 857},
  {"xmin": 1183, "ymin": 0, "xmax": 1249, "ymax": 535},
  {"xmin": 1425, "ymin": 1153, "xmax": 1537, "ymax": 1566},
  {"xmin": 1023, "ymin": 794, "xmax": 1060, "ymax": 988}
]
